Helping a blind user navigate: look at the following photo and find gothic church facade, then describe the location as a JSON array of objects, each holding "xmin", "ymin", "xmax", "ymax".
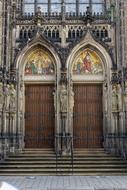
[{"xmin": 0, "ymin": 0, "xmax": 127, "ymax": 159}]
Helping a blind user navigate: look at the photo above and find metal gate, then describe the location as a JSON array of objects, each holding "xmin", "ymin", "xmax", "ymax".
[
  {"xmin": 73, "ymin": 84, "xmax": 103, "ymax": 148},
  {"xmin": 25, "ymin": 84, "xmax": 55, "ymax": 148}
]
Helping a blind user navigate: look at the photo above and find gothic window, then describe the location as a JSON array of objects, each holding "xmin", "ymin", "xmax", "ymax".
[
  {"xmin": 23, "ymin": 0, "xmax": 105, "ymax": 15},
  {"xmin": 65, "ymin": 0, "xmax": 76, "ymax": 13},
  {"xmin": 79, "ymin": 0, "xmax": 104, "ymax": 14}
]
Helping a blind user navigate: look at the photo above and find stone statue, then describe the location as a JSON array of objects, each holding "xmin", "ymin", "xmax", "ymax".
[
  {"xmin": 117, "ymin": 84, "xmax": 122, "ymax": 111},
  {"xmin": 60, "ymin": 84, "xmax": 67, "ymax": 113},
  {"xmin": 9, "ymin": 84, "xmax": 16, "ymax": 111},
  {"xmin": 19, "ymin": 84, "xmax": 23, "ymax": 112},
  {"xmin": 112, "ymin": 85, "xmax": 118, "ymax": 112},
  {"xmin": 70, "ymin": 86, "xmax": 74, "ymax": 113},
  {"xmin": 124, "ymin": 81, "xmax": 127, "ymax": 110},
  {"xmin": 5, "ymin": 84, "xmax": 10, "ymax": 111},
  {"xmin": 0, "ymin": 82, "xmax": 4, "ymax": 111}
]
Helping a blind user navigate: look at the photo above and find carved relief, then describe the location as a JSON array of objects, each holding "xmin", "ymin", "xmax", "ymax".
[{"xmin": 73, "ymin": 49, "xmax": 103, "ymax": 75}]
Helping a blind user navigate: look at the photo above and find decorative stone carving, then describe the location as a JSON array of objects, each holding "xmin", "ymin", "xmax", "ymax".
[
  {"xmin": 0, "ymin": 82, "xmax": 4, "ymax": 111},
  {"xmin": 112, "ymin": 85, "xmax": 118, "ymax": 112},
  {"xmin": 60, "ymin": 84, "xmax": 67, "ymax": 113},
  {"xmin": 5, "ymin": 84, "xmax": 10, "ymax": 111},
  {"xmin": 9, "ymin": 84, "xmax": 16, "ymax": 111},
  {"xmin": 70, "ymin": 86, "xmax": 74, "ymax": 113},
  {"xmin": 117, "ymin": 84, "xmax": 122, "ymax": 111},
  {"xmin": 124, "ymin": 81, "xmax": 127, "ymax": 110}
]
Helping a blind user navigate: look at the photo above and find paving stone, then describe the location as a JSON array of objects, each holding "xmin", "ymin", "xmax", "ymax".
[{"xmin": 0, "ymin": 176, "xmax": 127, "ymax": 190}]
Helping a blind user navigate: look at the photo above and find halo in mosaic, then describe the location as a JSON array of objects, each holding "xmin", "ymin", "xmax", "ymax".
[
  {"xmin": 72, "ymin": 49, "xmax": 103, "ymax": 75},
  {"xmin": 24, "ymin": 48, "xmax": 55, "ymax": 75}
]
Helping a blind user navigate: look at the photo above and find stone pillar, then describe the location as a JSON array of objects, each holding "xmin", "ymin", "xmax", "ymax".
[
  {"xmin": 4, "ymin": 84, "xmax": 10, "ymax": 157},
  {"xmin": 9, "ymin": 84, "xmax": 16, "ymax": 153},
  {"xmin": 0, "ymin": 82, "xmax": 4, "ymax": 159},
  {"xmin": 0, "ymin": 0, "xmax": 2, "ymax": 65},
  {"xmin": 117, "ymin": 84, "xmax": 124, "ymax": 155},
  {"xmin": 59, "ymin": 84, "xmax": 68, "ymax": 155},
  {"xmin": 18, "ymin": 83, "xmax": 24, "ymax": 152},
  {"xmin": 111, "ymin": 84, "xmax": 118, "ymax": 154},
  {"xmin": 124, "ymin": 81, "xmax": 127, "ymax": 158}
]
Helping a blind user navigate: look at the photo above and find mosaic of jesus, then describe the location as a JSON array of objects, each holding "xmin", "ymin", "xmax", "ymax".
[
  {"xmin": 73, "ymin": 49, "xmax": 103, "ymax": 75},
  {"xmin": 24, "ymin": 48, "xmax": 55, "ymax": 76}
]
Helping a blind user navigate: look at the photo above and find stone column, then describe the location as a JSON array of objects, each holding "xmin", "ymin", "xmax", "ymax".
[
  {"xmin": 4, "ymin": 84, "xmax": 10, "ymax": 157},
  {"xmin": 18, "ymin": 84, "xmax": 23, "ymax": 152},
  {"xmin": 111, "ymin": 84, "xmax": 118, "ymax": 154},
  {"xmin": 59, "ymin": 84, "xmax": 68, "ymax": 155},
  {"xmin": 9, "ymin": 84, "xmax": 16, "ymax": 153},
  {"xmin": 124, "ymin": 81, "xmax": 127, "ymax": 158},
  {"xmin": 117, "ymin": 84, "xmax": 123, "ymax": 155},
  {"xmin": 0, "ymin": 0, "xmax": 2, "ymax": 65},
  {"xmin": 0, "ymin": 82, "xmax": 4, "ymax": 159}
]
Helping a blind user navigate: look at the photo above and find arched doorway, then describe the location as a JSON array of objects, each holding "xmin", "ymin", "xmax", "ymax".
[
  {"xmin": 24, "ymin": 47, "xmax": 56, "ymax": 148},
  {"xmin": 15, "ymin": 41, "xmax": 61, "ymax": 150},
  {"xmin": 72, "ymin": 48, "xmax": 104, "ymax": 148}
]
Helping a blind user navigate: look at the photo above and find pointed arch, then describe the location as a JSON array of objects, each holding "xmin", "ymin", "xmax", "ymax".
[
  {"xmin": 15, "ymin": 39, "xmax": 61, "ymax": 82},
  {"xmin": 66, "ymin": 31, "xmax": 112, "ymax": 83}
]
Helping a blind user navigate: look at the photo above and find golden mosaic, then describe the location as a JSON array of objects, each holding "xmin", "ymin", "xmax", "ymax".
[
  {"xmin": 73, "ymin": 49, "xmax": 103, "ymax": 75},
  {"xmin": 24, "ymin": 48, "xmax": 55, "ymax": 75}
]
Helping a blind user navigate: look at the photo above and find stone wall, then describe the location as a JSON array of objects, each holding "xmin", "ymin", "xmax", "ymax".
[
  {"xmin": 0, "ymin": 0, "xmax": 2, "ymax": 65},
  {"xmin": 124, "ymin": 1, "xmax": 127, "ymax": 66}
]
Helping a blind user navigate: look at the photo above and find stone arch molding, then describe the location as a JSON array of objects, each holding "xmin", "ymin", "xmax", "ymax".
[{"xmin": 67, "ymin": 30, "xmax": 112, "ymax": 83}]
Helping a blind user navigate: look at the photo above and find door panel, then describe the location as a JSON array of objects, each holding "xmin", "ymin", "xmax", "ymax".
[
  {"xmin": 73, "ymin": 84, "xmax": 103, "ymax": 148},
  {"xmin": 25, "ymin": 84, "xmax": 54, "ymax": 148}
]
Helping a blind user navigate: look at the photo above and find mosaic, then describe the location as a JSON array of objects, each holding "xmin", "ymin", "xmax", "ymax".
[
  {"xmin": 73, "ymin": 49, "xmax": 103, "ymax": 75},
  {"xmin": 25, "ymin": 48, "xmax": 55, "ymax": 75}
]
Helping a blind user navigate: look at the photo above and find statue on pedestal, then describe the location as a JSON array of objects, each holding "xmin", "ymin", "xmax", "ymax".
[
  {"xmin": 117, "ymin": 84, "xmax": 122, "ymax": 111},
  {"xmin": 124, "ymin": 81, "xmax": 127, "ymax": 110},
  {"xmin": 9, "ymin": 84, "xmax": 16, "ymax": 111},
  {"xmin": 112, "ymin": 85, "xmax": 118, "ymax": 112},
  {"xmin": 0, "ymin": 82, "xmax": 4, "ymax": 111},
  {"xmin": 70, "ymin": 86, "xmax": 74, "ymax": 113},
  {"xmin": 60, "ymin": 84, "xmax": 67, "ymax": 113},
  {"xmin": 5, "ymin": 84, "xmax": 10, "ymax": 111}
]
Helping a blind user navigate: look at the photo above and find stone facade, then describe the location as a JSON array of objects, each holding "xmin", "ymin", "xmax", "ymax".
[
  {"xmin": 0, "ymin": 0, "xmax": 127, "ymax": 159},
  {"xmin": 0, "ymin": 0, "xmax": 2, "ymax": 65}
]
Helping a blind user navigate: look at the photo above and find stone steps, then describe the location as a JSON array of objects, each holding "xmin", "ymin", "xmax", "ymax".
[{"xmin": 0, "ymin": 149, "xmax": 127, "ymax": 175}]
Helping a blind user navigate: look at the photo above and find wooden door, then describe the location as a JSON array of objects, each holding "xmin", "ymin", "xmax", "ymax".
[
  {"xmin": 73, "ymin": 84, "xmax": 103, "ymax": 148},
  {"xmin": 25, "ymin": 84, "xmax": 55, "ymax": 148}
]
